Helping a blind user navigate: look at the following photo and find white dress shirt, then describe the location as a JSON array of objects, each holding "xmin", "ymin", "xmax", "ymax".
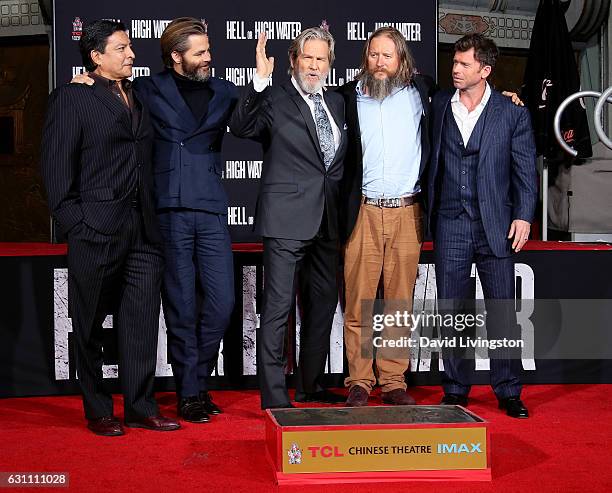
[
  {"xmin": 451, "ymin": 82, "xmax": 491, "ymax": 147},
  {"xmin": 252, "ymin": 72, "xmax": 340, "ymax": 151}
]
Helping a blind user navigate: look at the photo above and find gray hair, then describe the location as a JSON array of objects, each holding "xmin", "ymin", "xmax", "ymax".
[{"xmin": 287, "ymin": 27, "xmax": 335, "ymax": 74}]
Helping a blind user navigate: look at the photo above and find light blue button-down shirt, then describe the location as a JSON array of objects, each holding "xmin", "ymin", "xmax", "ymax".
[{"xmin": 357, "ymin": 80, "xmax": 423, "ymax": 198}]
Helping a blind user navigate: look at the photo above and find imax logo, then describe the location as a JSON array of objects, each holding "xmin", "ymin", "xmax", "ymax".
[{"xmin": 437, "ymin": 443, "xmax": 482, "ymax": 454}]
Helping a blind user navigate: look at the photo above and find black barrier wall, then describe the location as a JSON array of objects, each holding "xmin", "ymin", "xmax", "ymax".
[
  {"xmin": 2, "ymin": 248, "xmax": 612, "ymax": 398},
  {"xmin": 53, "ymin": 0, "xmax": 438, "ymax": 242}
]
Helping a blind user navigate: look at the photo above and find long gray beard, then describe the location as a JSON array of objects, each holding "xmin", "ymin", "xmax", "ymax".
[{"xmin": 361, "ymin": 72, "xmax": 404, "ymax": 101}]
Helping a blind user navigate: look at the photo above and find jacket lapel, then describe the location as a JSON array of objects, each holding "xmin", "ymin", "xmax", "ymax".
[
  {"xmin": 478, "ymin": 90, "xmax": 502, "ymax": 163},
  {"xmin": 434, "ymin": 91, "xmax": 453, "ymax": 164},
  {"xmin": 190, "ymin": 78, "xmax": 226, "ymax": 134},
  {"xmin": 283, "ymin": 80, "xmax": 325, "ymax": 167},
  {"xmin": 152, "ymin": 71, "xmax": 198, "ymax": 131},
  {"xmin": 413, "ymin": 76, "xmax": 431, "ymax": 177},
  {"xmin": 412, "ymin": 76, "xmax": 430, "ymax": 118},
  {"xmin": 91, "ymin": 82, "xmax": 132, "ymax": 132},
  {"xmin": 323, "ymin": 89, "xmax": 345, "ymax": 170}
]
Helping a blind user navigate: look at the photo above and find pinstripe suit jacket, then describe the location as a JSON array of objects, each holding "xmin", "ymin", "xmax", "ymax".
[
  {"xmin": 41, "ymin": 82, "xmax": 161, "ymax": 243},
  {"xmin": 427, "ymin": 89, "xmax": 538, "ymax": 257}
]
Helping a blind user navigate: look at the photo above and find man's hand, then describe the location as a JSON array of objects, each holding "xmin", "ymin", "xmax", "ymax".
[
  {"xmin": 508, "ymin": 219, "xmax": 531, "ymax": 252},
  {"xmin": 255, "ymin": 32, "xmax": 274, "ymax": 79},
  {"xmin": 501, "ymin": 91, "xmax": 524, "ymax": 106},
  {"xmin": 71, "ymin": 72, "xmax": 95, "ymax": 86}
]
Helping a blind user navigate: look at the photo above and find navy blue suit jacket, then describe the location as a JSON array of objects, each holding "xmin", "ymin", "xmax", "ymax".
[
  {"xmin": 427, "ymin": 88, "xmax": 538, "ymax": 257},
  {"xmin": 133, "ymin": 72, "xmax": 238, "ymax": 213}
]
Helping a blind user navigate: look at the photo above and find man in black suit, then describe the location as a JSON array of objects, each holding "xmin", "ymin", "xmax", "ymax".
[
  {"xmin": 41, "ymin": 20, "xmax": 180, "ymax": 435},
  {"xmin": 338, "ymin": 27, "xmax": 436, "ymax": 407},
  {"xmin": 230, "ymin": 28, "xmax": 347, "ymax": 409},
  {"xmin": 427, "ymin": 34, "xmax": 537, "ymax": 418}
]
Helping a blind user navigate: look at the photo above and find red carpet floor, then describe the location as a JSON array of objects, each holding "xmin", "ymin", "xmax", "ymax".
[{"xmin": 1, "ymin": 385, "xmax": 611, "ymax": 492}]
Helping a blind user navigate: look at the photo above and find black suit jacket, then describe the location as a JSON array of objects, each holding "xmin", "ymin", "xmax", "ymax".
[
  {"xmin": 337, "ymin": 74, "xmax": 437, "ymax": 242},
  {"xmin": 41, "ymin": 82, "xmax": 161, "ymax": 243},
  {"xmin": 230, "ymin": 80, "xmax": 347, "ymax": 240}
]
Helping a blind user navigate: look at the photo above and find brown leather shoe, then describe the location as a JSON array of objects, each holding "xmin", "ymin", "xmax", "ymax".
[
  {"xmin": 345, "ymin": 385, "xmax": 369, "ymax": 407},
  {"xmin": 87, "ymin": 416, "xmax": 124, "ymax": 436},
  {"xmin": 125, "ymin": 414, "xmax": 181, "ymax": 431},
  {"xmin": 381, "ymin": 388, "xmax": 416, "ymax": 405}
]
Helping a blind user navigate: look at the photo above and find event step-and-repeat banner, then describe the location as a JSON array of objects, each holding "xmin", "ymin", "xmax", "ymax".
[{"xmin": 53, "ymin": 0, "xmax": 437, "ymax": 242}]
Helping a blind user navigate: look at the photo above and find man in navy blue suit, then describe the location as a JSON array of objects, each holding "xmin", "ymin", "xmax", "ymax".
[
  {"xmin": 427, "ymin": 34, "xmax": 537, "ymax": 418},
  {"xmin": 134, "ymin": 18, "xmax": 238, "ymax": 423}
]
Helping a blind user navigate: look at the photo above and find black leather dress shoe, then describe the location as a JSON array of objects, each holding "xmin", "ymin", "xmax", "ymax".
[
  {"xmin": 294, "ymin": 390, "xmax": 345, "ymax": 404},
  {"xmin": 125, "ymin": 414, "xmax": 181, "ymax": 431},
  {"xmin": 199, "ymin": 391, "xmax": 222, "ymax": 415},
  {"xmin": 87, "ymin": 416, "xmax": 124, "ymax": 436},
  {"xmin": 499, "ymin": 397, "xmax": 529, "ymax": 418},
  {"xmin": 178, "ymin": 396, "xmax": 210, "ymax": 423},
  {"xmin": 440, "ymin": 393, "xmax": 469, "ymax": 406}
]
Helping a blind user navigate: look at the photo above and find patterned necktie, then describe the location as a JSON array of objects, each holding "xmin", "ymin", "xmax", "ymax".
[{"xmin": 308, "ymin": 93, "xmax": 335, "ymax": 168}]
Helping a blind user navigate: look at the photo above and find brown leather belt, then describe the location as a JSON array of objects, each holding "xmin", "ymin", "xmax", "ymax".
[{"xmin": 363, "ymin": 193, "xmax": 421, "ymax": 208}]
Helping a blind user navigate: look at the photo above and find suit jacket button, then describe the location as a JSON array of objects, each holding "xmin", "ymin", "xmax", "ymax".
[{"xmin": 209, "ymin": 145, "xmax": 214, "ymax": 151}]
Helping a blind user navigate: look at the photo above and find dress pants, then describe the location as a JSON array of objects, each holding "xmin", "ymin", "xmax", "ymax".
[
  {"xmin": 66, "ymin": 208, "xmax": 164, "ymax": 421},
  {"xmin": 343, "ymin": 201, "xmax": 423, "ymax": 392},
  {"xmin": 434, "ymin": 211, "xmax": 522, "ymax": 399},
  {"xmin": 157, "ymin": 209, "xmax": 234, "ymax": 399},
  {"xmin": 258, "ymin": 235, "xmax": 338, "ymax": 409}
]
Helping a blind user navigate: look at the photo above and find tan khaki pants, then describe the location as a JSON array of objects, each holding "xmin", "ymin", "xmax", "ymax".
[{"xmin": 343, "ymin": 201, "xmax": 423, "ymax": 392}]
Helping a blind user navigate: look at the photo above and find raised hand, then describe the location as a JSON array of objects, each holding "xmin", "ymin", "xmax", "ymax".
[
  {"xmin": 255, "ymin": 32, "xmax": 274, "ymax": 79},
  {"xmin": 70, "ymin": 72, "xmax": 94, "ymax": 86}
]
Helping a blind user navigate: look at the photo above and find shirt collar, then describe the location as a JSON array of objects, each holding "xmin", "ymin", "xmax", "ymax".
[
  {"xmin": 291, "ymin": 76, "xmax": 324, "ymax": 100},
  {"xmin": 451, "ymin": 82, "xmax": 491, "ymax": 107},
  {"xmin": 90, "ymin": 72, "xmax": 132, "ymax": 90}
]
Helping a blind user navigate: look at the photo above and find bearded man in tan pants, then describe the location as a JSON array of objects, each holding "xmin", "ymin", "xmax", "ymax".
[{"xmin": 338, "ymin": 27, "xmax": 435, "ymax": 406}]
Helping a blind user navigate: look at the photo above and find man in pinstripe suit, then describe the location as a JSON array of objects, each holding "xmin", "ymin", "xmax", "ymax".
[
  {"xmin": 427, "ymin": 34, "xmax": 537, "ymax": 418},
  {"xmin": 41, "ymin": 20, "xmax": 180, "ymax": 435}
]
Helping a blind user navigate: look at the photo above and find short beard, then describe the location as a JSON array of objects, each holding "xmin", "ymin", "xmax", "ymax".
[
  {"xmin": 295, "ymin": 69, "xmax": 327, "ymax": 94},
  {"xmin": 182, "ymin": 59, "xmax": 211, "ymax": 82},
  {"xmin": 361, "ymin": 71, "xmax": 405, "ymax": 101}
]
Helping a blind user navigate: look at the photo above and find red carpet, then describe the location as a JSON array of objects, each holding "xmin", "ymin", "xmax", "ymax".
[{"xmin": 1, "ymin": 385, "xmax": 611, "ymax": 492}]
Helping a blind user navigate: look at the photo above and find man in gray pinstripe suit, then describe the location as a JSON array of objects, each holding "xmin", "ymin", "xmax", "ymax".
[
  {"xmin": 41, "ymin": 20, "xmax": 180, "ymax": 436},
  {"xmin": 428, "ymin": 34, "xmax": 537, "ymax": 418}
]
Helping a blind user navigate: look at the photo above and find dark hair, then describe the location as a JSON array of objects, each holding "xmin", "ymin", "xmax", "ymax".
[
  {"xmin": 454, "ymin": 34, "xmax": 498, "ymax": 70},
  {"xmin": 355, "ymin": 26, "xmax": 416, "ymax": 84},
  {"xmin": 79, "ymin": 20, "xmax": 127, "ymax": 72},
  {"xmin": 160, "ymin": 17, "xmax": 208, "ymax": 68}
]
